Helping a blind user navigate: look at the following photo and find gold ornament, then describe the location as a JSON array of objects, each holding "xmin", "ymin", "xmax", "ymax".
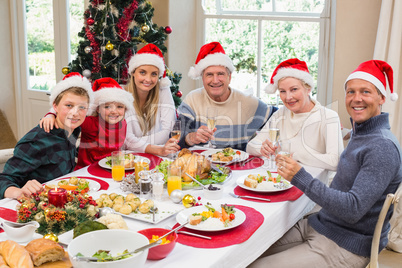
[
  {"xmin": 43, "ymin": 232, "xmax": 59, "ymax": 242},
  {"xmin": 141, "ymin": 24, "xmax": 150, "ymax": 33},
  {"xmin": 61, "ymin": 66, "xmax": 70, "ymax": 75},
  {"xmin": 182, "ymin": 194, "xmax": 196, "ymax": 208},
  {"xmin": 20, "ymin": 203, "xmax": 29, "ymax": 209},
  {"xmin": 105, "ymin": 41, "xmax": 114, "ymax": 51}
]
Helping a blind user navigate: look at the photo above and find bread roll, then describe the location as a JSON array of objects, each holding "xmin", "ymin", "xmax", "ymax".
[
  {"xmin": 0, "ymin": 255, "xmax": 9, "ymax": 268},
  {"xmin": 0, "ymin": 240, "xmax": 33, "ymax": 268},
  {"xmin": 25, "ymin": 238, "xmax": 64, "ymax": 266},
  {"xmin": 189, "ymin": 215, "xmax": 202, "ymax": 225},
  {"xmin": 244, "ymin": 177, "xmax": 258, "ymax": 188}
]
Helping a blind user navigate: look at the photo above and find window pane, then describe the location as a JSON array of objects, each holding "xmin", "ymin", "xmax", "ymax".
[
  {"xmin": 26, "ymin": 0, "xmax": 56, "ymax": 91},
  {"xmin": 220, "ymin": 0, "xmax": 272, "ymax": 12},
  {"xmin": 69, "ymin": 0, "xmax": 85, "ymax": 61},
  {"xmin": 205, "ymin": 18, "xmax": 258, "ymax": 95},
  {"xmin": 275, "ymin": 0, "xmax": 324, "ymax": 13},
  {"xmin": 260, "ymin": 20, "xmax": 319, "ymax": 103}
]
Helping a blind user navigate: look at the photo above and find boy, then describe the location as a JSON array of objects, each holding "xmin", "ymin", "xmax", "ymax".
[{"xmin": 0, "ymin": 72, "xmax": 93, "ymax": 199}]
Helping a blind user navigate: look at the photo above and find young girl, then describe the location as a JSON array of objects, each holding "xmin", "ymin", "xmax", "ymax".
[
  {"xmin": 41, "ymin": 77, "xmax": 134, "ymax": 170},
  {"xmin": 1, "ymin": 72, "xmax": 92, "ymax": 199},
  {"xmin": 123, "ymin": 43, "xmax": 179, "ymax": 156}
]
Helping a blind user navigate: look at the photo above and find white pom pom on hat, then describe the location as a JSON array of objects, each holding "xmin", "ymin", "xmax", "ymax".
[
  {"xmin": 344, "ymin": 60, "xmax": 398, "ymax": 101},
  {"xmin": 49, "ymin": 72, "xmax": 93, "ymax": 106},
  {"xmin": 128, "ymin": 43, "xmax": 171, "ymax": 88},
  {"xmin": 264, "ymin": 58, "xmax": 314, "ymax": 94},
  {"xmin": 188, "ymin": 42, "xmax": 235, "ymax": 80}
]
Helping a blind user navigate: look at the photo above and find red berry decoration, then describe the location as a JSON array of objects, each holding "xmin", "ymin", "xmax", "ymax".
[
  {"xmin": 87, "ymin": 17, "xmax": 95, "ymax": 26},
  {"xmin": 176, "ymin": 91, "xmax": 182, "ymax": 98},
  {"xmin": 165, "ymin": 26, "xmax": 172, "ymax": 34}
]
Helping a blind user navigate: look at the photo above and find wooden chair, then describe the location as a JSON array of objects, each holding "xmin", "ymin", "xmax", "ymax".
[
  {"xmin": 0, "ymin": 148, "xmax": 14, "ymax": 172},
  {"xmin": 367, "ymin": 183, "xmax": 402, "ymax": 268}
]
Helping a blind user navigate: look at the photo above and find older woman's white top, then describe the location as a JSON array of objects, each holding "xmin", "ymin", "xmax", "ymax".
[
  {"xmin": 246, "ymin": 99, "xmax": 343, "ymax": 171},
  {"xmin": 123, "ymin": 86, "xmax": 176, "ymax": 152}
]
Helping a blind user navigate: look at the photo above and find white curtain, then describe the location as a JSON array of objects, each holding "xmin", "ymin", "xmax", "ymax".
[{"xmin": 374, "ymin": 0, "xmax": 402, "ymax": 143}]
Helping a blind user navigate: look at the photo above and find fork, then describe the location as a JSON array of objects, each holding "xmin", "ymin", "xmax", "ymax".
[
  {"xmin": 229, "ymin": 192, "xmax": 270, "ymax": 202},
  {"xmin": 240, "ymin": 157, "xmax": 256, "ymax": 167}
]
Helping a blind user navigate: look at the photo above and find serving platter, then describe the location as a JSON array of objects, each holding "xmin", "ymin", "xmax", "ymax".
[
  {"xmin": 176, "ymin": 204, "xmax": 246, "ymax": 232},
  {"xmin": 200, "ymin": 149, "xmax": 249, "ymax": 164},
  {"xmin": 236, "ymin": 174, "xmax": 293, "ymax": 193}
]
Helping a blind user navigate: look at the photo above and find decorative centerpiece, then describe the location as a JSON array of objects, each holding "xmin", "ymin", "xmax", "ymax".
[{"xmin": 17, "ymin": 189, "xmax": 98, "ymax": 235}]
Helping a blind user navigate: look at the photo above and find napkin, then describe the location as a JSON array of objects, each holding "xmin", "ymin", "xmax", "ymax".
[
  {"xmin": 173, "ymin": 205, "xmax": 263, "ymax": 248},
  {"xmin": 234, "ymin": 185, "xmax": 303, "ymax": 202}
]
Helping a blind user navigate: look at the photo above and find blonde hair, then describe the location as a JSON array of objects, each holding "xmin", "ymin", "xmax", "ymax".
[{"xmin": 126, "ymin": 74, "xmax": 160, "ymax": 134}]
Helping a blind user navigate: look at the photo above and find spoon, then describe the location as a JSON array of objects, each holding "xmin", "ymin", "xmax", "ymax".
[{"xmin": 185, "ymin": 173, "xmax": 207, "ymax": 189}]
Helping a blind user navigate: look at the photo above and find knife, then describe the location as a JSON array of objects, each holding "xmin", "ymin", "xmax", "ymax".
[{"xmin": 239, "ymin": 156, "xmax": 256, "ymax": 167}]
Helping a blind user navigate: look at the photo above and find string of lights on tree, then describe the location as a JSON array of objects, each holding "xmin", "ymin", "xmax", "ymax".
[{"xmin": 63, "ymin": 0, "xmax": 182, "ymax": 106}]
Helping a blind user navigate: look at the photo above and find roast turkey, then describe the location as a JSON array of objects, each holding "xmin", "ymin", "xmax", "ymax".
[{"xmin": 170, "ymin": 149, "xmax": 211, "ymax": 182}]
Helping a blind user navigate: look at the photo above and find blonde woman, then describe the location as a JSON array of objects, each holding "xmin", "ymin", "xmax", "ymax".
[{"xmin": 123, "ymin": 44, "xmax": 179, "ymax": 156}]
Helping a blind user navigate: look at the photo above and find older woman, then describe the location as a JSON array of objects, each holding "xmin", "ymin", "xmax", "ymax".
[
  {"xmin": 123, "ymin": 44, "xmax": 179, "ymax": 157},
  {"xmin": 246, "ymin": 58, "xmax": 343, "ymax": 171}
]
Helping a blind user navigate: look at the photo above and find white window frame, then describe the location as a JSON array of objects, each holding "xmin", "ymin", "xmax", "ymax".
[{"xmin": 196, "ymin": 0, "xmax": 335, "ymax": 105}]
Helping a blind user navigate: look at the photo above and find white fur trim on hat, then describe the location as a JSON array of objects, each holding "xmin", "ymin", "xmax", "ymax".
[
  {"xmin": 265, "ymin": 68, "xmax": 314, "ymax": 94},
  {"xmin": 344, "ymin": 71, "xmax": 386, "ymax": 95},
  {"xmin": 88, "ymin": 87, "xmax": 134, "ymax": 114},
  {"xmin": 49, "ymin": 76, "xmax": 93, "ymax": 106},
  {"xmin": 128, "ymin": 53, "xmax": 165, "ymax": 76},
  {"xmin": 159, "ymin": 77, "xmax": 171, "ymax": 88},
  {"xmin": 188, "ymin": 53, "xmax": 235, "ymax": 80}
]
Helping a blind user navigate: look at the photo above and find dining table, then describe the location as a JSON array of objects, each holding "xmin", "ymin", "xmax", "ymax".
[{"xmin": 0, "ymin": 148, "xmax": 329, "ymax": 268}]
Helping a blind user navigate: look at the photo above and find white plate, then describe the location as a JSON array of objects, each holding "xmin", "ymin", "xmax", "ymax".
[
  {"xmin": 200, "ymin": 149, "xmax": 249, "ymax": 164},
  {"xmin": 176, "ymin": 204, "xmax": 246, "ymax": 232},
  {"xmin": 44, "ymin": 178, "xmax": 101, "ymax": 193},
  {"xmin": 98, "ymin": 155, "xmax": 151, "ymax": 171},
  {"xmin": 236, "ymin": 174, "xmax": 293, "ymax": 193}
]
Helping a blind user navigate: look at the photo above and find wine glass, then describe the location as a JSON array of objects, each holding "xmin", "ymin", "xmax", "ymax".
[
  {"xmin": 169, "ymin": 120, "xmax": 181, "ymax": 159},
  {"xmin": 268, "ymin": 120, "xmax": 280, "ymax": 168},
  {"xmin": 204, "ymin": 107, "xmax": 217, "ymax": 148}
]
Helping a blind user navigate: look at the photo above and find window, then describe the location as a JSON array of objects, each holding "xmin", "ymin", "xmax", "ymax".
[{"xmin": 200, "ymin": 0, "xmax": 330, "ymax": 105}]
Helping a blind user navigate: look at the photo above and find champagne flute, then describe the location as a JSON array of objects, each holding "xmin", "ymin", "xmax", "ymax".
[
  {"xmin": 170, "ymin": 120, "xmax": 181, "ymax": 159},
  {"xmin": 205, "ymin": 107, "xmax": 217, "ymax": 148},
  {"xmin": 268, "ymin": 120, "xmax": 280, "ymax": 168}
]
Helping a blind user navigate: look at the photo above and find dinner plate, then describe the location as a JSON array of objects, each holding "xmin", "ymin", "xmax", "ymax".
[
  {"xmin": 44, "ymin": 177, "xmax": 101, "ymax": 192},
  {"xmin": 236, "ymin": 174, "xmax": 293, "ymax": 193},
  {"xmin": 98, "ymin": 155, "xmax": 151, "ymax": 171},
  {"xmin": 200, "ymin": 149, "xmax": 249, "ymax": 164},
  {"xmin": 176, "ymin": 204, "xmax": 246, "ymax": 232}
]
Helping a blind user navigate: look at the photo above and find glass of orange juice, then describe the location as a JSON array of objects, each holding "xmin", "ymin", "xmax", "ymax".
[
  {"xmin": 167, "ymin": 165, "xmax": 182, "ymax": 196},
  {"xmin": 111, "ymin": 151, "xmax": 125, "ymax": 182}
]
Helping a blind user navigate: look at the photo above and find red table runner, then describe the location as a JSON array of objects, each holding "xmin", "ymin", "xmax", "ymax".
[
  {"xmin": 173, "ymin": 205, "xmax": 263, "ymax": 248},
  {"xmin": 234, "ymin": 185, "xmax": 303, "ymax": 202},
  {"xmin": 87, "ymin": 153, "xmax": 163, "ymax": 179},
  {"xmin": 192, "ymin": 150, "xmax": 264, "ymax": 170},
  {"xmin": 57, "ymin": 176, "xmax": 109, "ymax": 190},
  {"xmin": 0, "ymin": 208, "xmax": 17, "ymax": 233}
]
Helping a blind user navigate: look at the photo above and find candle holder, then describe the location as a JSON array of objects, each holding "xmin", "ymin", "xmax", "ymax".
[{"xmin": 48, "ymin": 188, "xmax": 68, "ymax": 208}]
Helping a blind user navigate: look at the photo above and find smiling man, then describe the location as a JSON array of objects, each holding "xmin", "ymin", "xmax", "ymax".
[
  {"xmin": 178, "ymin": 42, "xmax": 277, "ymax": 150},
  {"xmin": 250, "ymin": 60, "xmax": 402, "ymax": 268}
]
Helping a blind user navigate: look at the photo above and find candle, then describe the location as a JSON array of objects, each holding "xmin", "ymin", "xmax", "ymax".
[{"xmin": 48, "ymin": 188, "xmax": 67, "ymax": 208}]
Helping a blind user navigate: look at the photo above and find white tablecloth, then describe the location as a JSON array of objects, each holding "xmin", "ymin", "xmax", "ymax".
[{"xmin": 0, "ymin": 155, "xmax": 328, "ymax": 268}]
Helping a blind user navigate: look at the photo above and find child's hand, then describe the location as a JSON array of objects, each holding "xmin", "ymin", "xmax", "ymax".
[
  {"xmin": 39, "ymin": 115, "xmax": 58, "ymax": 133},
  {"xmin": 4, "ymin": 180, "xmax": 43, "ymax": 199}
]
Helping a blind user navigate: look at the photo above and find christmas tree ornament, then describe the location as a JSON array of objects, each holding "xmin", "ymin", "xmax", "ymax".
[
  {"xmin": 61, "ymin": 66, "xmax": 70, "ymax": 75},
  {"xmin": 43, "ymin": 232, "xmax": 59, "ymax": 242},
  {"xmin": 175, "ymin": 91, "xmax": 182, "ymax": 98},
  {"xmin": 182, "ymin": 194, "xmax": 196, "ymax": 208},
  {"xmin": 170, "ymin": 189, "xmax": 184, "ymax": 203},
  {"xmin": 82, "ymin": 69, "xmax": 91, "ymax": 78},
  {"xmin": 87, "ymin": 17, "xmax": 95, "ymax": 26},
  {"xmin": 105, "ymin": 41, "xmax": 114, "ymax": 51},
  {"xmin": 165, "ymin": 26, "xmax": 172, "ymax": 34},
  {"xmin": 141, "ymin": 24, "xmax": 150, "ymax": 33},
  {"xmin": 84, "ymin": 46, "xmax": 93, "ymax": 54}
]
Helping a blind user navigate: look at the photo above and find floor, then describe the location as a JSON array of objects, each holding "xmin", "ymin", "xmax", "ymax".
[{"xmin": 378, "ymin": 248, "xmax": 402, "ymax": 267}]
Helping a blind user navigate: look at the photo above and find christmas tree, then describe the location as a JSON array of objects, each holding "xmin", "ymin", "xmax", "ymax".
[{"xmin": 66, "ymin": 0, "xmax": 182, "ymax": 107}]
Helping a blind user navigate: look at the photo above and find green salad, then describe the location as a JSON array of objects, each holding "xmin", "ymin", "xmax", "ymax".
[{"xmin": 76, "ymin": 249, "xmax": 133, "ymax": 262}]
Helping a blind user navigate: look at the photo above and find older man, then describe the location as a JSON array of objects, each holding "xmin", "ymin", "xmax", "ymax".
[
  {"xmin": 250, "ymin": 60, "xmax": 402, "ymax": 268},
  {"xmin": 178, "ymin": 42, "xmax": 277, "ymax": 151}
]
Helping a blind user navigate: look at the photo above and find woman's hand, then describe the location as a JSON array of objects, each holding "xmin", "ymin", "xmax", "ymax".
[
  {"xmin": 4, "ymin": 180, "xmax": 43, "ymax": 199},
  {"xmin": 39, "ymin": 115, "xmax": 58, "ymax": 133},
  {"xmin": 260, "ymin": 139, "xmax": 278, "ymax": 158},
  {"xmin": 275, "ymin": 154, "xmax": 302, "ymax": 182}
]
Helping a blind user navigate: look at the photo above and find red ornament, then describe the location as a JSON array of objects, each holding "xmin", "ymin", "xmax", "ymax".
[
  {"xmin": 87, "ymin": 17, "xmax": 95, "ymax": 26},
  {"xmin": 175, "ymin": 91, "xmax": 182, "ymax": 98},
  {"xmin": 165, "ymin": 26, "xmax": 172, "ymax": 34}
]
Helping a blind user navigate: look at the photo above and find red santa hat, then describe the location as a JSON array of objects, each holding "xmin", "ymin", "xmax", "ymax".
[
  {"xmin": 49, "ymin": 72, "xmax": 93, "ymax": 106},
  {"xmin": 88, "ymin": 77, "xmax": 134, "ymax": 114},
  {"xmin": 188, "ymin": 42, "xmax": 235, "ymax": 80},
  {"xmin": 128, "ymin": 44, "xmax": 171, "ymax": 88},
  {"xmin": 344, "ymin": 60, "xmax": 397, "ymax": 101},
  {"xmin": 265, "ymin": 58, "xmax": 314, "ymax": 94}
]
